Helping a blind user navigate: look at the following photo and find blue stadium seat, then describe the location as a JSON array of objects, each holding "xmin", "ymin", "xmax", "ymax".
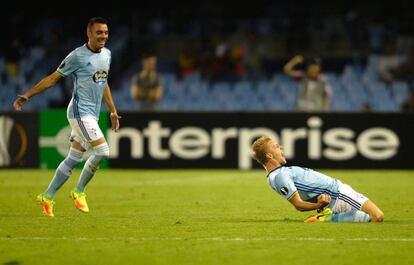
[{"xmin": 390, "ymin": 81, "xmax": 410, "ymax": 107}]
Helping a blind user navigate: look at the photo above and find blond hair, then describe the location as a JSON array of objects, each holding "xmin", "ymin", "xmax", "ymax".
[{"xmin": 252, "ymin": 135, "xmax": 272, "ymax": 166}]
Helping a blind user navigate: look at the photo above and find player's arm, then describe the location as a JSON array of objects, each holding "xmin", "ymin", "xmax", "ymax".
[
  {"xmin": 104, "ymin": 84, "xmax": 121, "ymax": 132},
  {"xmin": 130, "ymin": 83, "xmax": 140, "ymax": 99},
  {"xmin": 322, "ymin": 79, "xmax": 332, "ymax": 111},
  {"xmin": 149, "ymin": 77, "xmax": 163, "ymax": 101},
  {"xmin": 13, "ymin": 71, "xmax": 63, "ymax": 111},
  {"xmin": 288, "ymin": 192, "xmax": 331, "ymax": 212},
  {"xmin": 323, "ymin": 93, "xmax": 330, "ymax": 111},
  {"xmin": 283, "ymin": 55, "xmax": 304, "ymax": 79},
  {"xmin": 130, "ymin": 75, "xmax": 146, "ymax": 99},
  {"xmin": 155, "ymin": 82, "xmax": 163, "ymax": 99}
]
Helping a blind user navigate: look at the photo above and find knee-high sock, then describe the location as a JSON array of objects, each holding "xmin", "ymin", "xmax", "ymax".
[
  {"xmin": 45, "ymin": 148, "xmax": 83, "ymax": 198},
  {"xmin": 332, "ymin": 210, "xmax": 371, "ymax": 222},
  {"xmin": 76, "ymin": 155, "xmax": 105, "ymax": 192}
]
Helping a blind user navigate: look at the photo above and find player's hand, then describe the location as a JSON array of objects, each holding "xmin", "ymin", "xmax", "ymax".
[
  {"xmin": 317, "ymin": 193, "xmax": 331, "ymax": 208},
  {"xmin": 293, "ymin": 55, "xmax": 304, "ymax": 64},
  {"xmin": 110, "ymin": 112, "xmax": 122, "ymax": 132},
  {"xmin": 13, "ymin": 95, "xmax": 29, "ymax": 111}
]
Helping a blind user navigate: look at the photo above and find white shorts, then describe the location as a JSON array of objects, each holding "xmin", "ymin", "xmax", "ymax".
[
  {"xmin": 68, "ymin": 116, "xmax": 104, "ymax": 150},
  {"xmin": 332, "ymin": 181, "xmax": 369, "ymax": 213}
]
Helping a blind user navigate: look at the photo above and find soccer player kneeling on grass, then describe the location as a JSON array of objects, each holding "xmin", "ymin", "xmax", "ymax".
[{"xmin": 251, "ymin": 135, "xmax": 384, "ymax": 223}]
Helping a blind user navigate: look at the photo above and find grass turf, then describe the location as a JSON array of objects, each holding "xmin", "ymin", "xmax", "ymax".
[{"xmin": 0, "ymin": 169, "xmax": 413, "ymax": 265}]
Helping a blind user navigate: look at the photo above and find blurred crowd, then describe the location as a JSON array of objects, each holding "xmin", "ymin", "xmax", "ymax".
[{"xmin": 2, "ymin": 1, "xmax": 414, "ymax": 112}]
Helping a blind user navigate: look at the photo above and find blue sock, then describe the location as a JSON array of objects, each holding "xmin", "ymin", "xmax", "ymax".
[
  {"xmin": 76, "ymin": 155, "xmax": 105, "ymax": 192},
  {"xmin": 45, "ymin": 148, "xmax": 83, "ymax": 198},
  {"xmin": 332, "ymin": 210, "xmax": 371, "ymax": 222}
]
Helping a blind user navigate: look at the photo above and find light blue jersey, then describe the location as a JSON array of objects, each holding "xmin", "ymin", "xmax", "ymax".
[
  {"xmin": 57, "ymin": 44, "xmax": 111, "ymax": 120},
  {"xmin": 267, "ymin": 166, "xmax": 339, "ymax": 208}
]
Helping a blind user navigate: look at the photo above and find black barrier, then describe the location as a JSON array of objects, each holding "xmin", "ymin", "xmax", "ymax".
[
  {"xmin": 107, "ymin": 112, "xmax": 413, "ymax": 169},
  {"xmin": 0, "ymin": 112, "xmax": 39, "ymax": 168}
]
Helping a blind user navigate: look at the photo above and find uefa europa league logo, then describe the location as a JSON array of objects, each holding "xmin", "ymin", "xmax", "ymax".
[{"xmin": 0, "ymin": 116, "xmax": 27, "ymax": 166}]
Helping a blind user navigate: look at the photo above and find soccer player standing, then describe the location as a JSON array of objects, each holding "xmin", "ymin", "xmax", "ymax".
[
  {"xmin": 252, "ymin": 136, "xmax": 384, "ymax": 222},
  {"xmin": 13, "ymin": 17, "xmax": 121, "ymax": 217}
]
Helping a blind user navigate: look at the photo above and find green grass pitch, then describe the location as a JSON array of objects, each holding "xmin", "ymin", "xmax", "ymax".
[{"xmin": 1, "ymin": 169, "xmax": 414, "ymax": 265}]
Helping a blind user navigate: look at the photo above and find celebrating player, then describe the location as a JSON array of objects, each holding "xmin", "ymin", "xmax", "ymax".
[
  {"xmin": 13, "ymin": 17, "xmax": 121, "ymax": 217},
  {"xmin": 251, "ymin": 135, "xmax": 384, "ymax": 222}
]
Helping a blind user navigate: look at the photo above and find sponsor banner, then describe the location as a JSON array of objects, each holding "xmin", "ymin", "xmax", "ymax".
[
  {"xmin": 0, "ymin": 112, "xmax": 38, "ymax": 168},
  {"xmin": 39, "ymin": 110, "xmax": 109, "ymax": 169},
  {"xmin": 108, "ymin": 112, "xmax": 414, "ymax": 169}
]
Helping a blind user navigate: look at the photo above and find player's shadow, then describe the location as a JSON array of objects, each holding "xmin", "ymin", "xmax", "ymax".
[
  {"xmin": 219, "ymin": 219, "xmax": 414, "ymax": 224},
  {"xmin": 219, "ymin": 218, "xmax": 302, "ymax": 223}
]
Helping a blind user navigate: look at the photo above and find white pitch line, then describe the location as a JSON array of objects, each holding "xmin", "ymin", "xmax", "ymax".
[{"xmin": 0, "ymin": 237, "xmax": 413, "ymax": 242}]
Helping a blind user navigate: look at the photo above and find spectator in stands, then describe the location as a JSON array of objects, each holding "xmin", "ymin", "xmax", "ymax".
[
  {"xmin": 208, "ymin": 33, "xmax": 231, "ymax": 82},
  {"xmin": 377, "ymin": 41, "xmax": 403, "ymax": 84},
  {"xmin": 230, "ymin": 44, "xmax": 246, "ymax": 79},
  {"xmin": 178, "ymin": 46, "xmax": 197, "ymax": 79},
  {"xmin": 4, "ymin": 38, "xmax": 22, "ymax": 78},
  {"xmin": 130, "ymin": 53, "xmax": 163, "ymax": 111},
  {"xmin": 243, "ymin": 31, "xmax": 263, "ymax": 80},
  {"xmin": 366, "ymin": 18, "xmax": 386, "ymax": 54},
  {"xmin": 283, "ymin": 55, "xmax": 331, "ymax": 112},
  {"xmin": 402, "ymin": 89, "xmax": 414, "ymax": 112},
  {"xmin": 229, "ymin": 30, "xmax": 248, "ymax": 79},
  {"xmin": 361, "ymin": 102, "xmax": 372, "ymax": 112},
  {"xmin": 393, "ymin": 46, "xmax": 414, "ymax": 84}
]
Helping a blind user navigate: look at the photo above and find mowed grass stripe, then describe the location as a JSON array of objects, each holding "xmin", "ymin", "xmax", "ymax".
[{"xmin": 1, "ymin": 236, "xmax": 414, "ymax": 242}]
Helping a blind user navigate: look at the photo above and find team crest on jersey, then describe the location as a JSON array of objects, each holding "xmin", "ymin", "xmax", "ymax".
[
  {"xmin": 280, "ymin": 187, "xmax": 289, "ymax": 195},
  {"xmin": 93, "ymin": 70, "xmax": 108, "ymax": 84}
]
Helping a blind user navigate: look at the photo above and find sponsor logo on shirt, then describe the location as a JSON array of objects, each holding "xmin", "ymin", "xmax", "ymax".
[{"xmin": 93, "ymin": 70, "xmax": 108, "ymax": 84}]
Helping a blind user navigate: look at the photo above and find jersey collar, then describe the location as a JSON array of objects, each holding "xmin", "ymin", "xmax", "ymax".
[
  {"xmin": 266, "ymin": 165, "xmax": 284, "ymax": 178},
  {"xmin": 85, "ymin": 43, "xmax": 101, "ymax": 53}
]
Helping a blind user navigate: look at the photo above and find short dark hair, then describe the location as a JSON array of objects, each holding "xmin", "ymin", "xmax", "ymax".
[
  {"xmin": 305, "ymin": 56, "xmax": 322, "ymax": 67},
  {"xmin": 141, "ymin": 52, "xmax": 157, "ymax": 60},
  {"xmin": 87, "ymin": 17, "xmax": 108, "ymax": 31}
]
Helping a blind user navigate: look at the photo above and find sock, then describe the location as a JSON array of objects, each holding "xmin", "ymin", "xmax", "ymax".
[
  {"xmin": 76, "ymin": 155, "xmax": 105, "ymax": 192},
  {"xmin": 45, "ymin": 148, "xmax": 83, "ymax": 199},
  {"xmin": 332, "ymin": 210, "xmax": 371, "ymax": 222}
]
